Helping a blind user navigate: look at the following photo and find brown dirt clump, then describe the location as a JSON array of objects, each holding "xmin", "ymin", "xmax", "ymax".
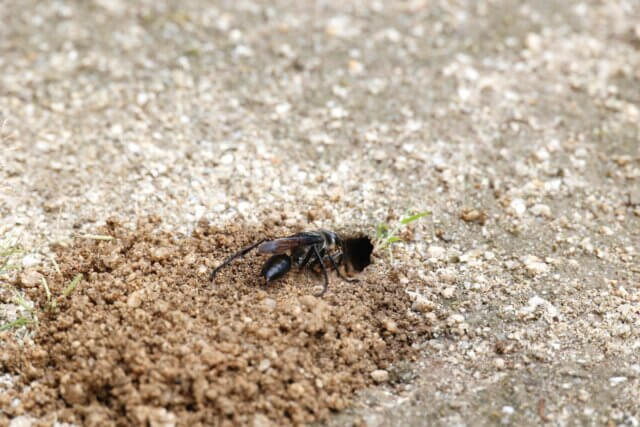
[{"xmin": 0, "ymin": 217, "xmax": 431, "ymax": 426}]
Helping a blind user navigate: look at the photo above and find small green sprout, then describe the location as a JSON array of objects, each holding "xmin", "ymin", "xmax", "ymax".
[
  {"xmin": 12, "ymin": 290, "xmax": 34, "ymax": 312},
  {"xmin": 0, "ymin": 238, "xmax": 83, "ymax": 332},
  {"xmin": 42, "ymin": 273, "xmax": 83, "ymax": 312},
  {"xmin": 61, "ymin": 273, "xmax": 83, "ymax": 299},
  {"xmin": 375, "ymin": 210, "xmax": 431, "ymax": 260},
  {"xmin": 8, "ymin": 289, "xmax": 38, "ymax": 329},
  {"xmin": 0, "ymin": 241, "xmax": 36, "ymax": 332},
  {"xmin": 0, "ymin": 244, "xmax": 23, "ymax": 275},
  {"xmin": 0, "ymin": 316, "xmax": 34, "ymax": 332},
  {"xmin": 41, "ymin": 277, "xmax": 52, "ymax": 306},
  {"xmin": 47, "ymin": 254, "xmax": 61, "ymax": 275}
]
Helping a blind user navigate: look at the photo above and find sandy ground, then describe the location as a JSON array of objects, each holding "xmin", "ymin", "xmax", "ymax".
[{"xmin": 1, "ymin": 0, "xmax": 639, "ymax": 425}]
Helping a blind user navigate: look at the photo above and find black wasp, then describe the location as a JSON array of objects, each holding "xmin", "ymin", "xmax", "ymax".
[{"xmin": 209, "ymin": 230, "xmax": 373, "ymax": 296}]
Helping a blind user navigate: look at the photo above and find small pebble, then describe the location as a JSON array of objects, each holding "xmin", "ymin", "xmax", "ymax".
[
  {"xmin": 521, "ymin": 255, "xmax": 549, "ymax": 276},
  {"xmin": 127, "ymin": 290, "xmax": 145, "ymax": 308},
  {"xmin": 427, "ymin": 245, "xmax": 446, "ymax": 260},
  {"xmin": 530, "ymin": 204, "xmax": 552, "ymax": 218},
  {"xmin": 258, "ymin": 359, "xmax": 271, "ymax": 372},
  {"xmin": 252, "ymin": 413, "xmax": 274, "ymax": 427},
  {"xmin": 382, "ymin": 318, "xmax": 398, "ymax": 333},
  {"xmin": 411, "ymin": 295, "xmax": 434, "ymax": 313},
  {"xmin": 525, "ymin": 33, "xmax": 542, "ymax": 51},
  {"xmin": 534, "ymin": 148, "xmax": 550, "ymax": 162},
  {"xmin": 21, "ymin": 254, "xmax": 41, "ymax": 268},
  {"xmin": 9, "ymin": 416, "xmax": 34, "ymax": 427},
  {"xmin": 609, "ymin": 376, "xmax": 627, "ymax": 386},
  {"xmin": 370, "ymin": 369, "xmax": 389, "ymax": 383},
  {"xmin": 441, "ymin": 286, "xmax": 456, "ymax": 299},
  {"xmin": 262, "ymin": 298, "xmax": 276, "ymax": 311},
  {"xmin": 600, "ymin": 226, "xmax": 613, "ymax": 236},
  {"xmin": 508, "ymin": 199, "xmax": 527, "ymax": 217},
  {"xmin": 577, "ymin": 389, "xmax": 590, "ymax": 402},
  {"xmin": 460, "ymin": 208, "xmax": 487, "ymax": 224},
  {"xmin": 18, "ymin": 270, "xmax": 43, "ymax": 288},
  {"xmin": 502, "ymin": 405, "xmax": 515, "ymax": 415},
  {"xmin": 447, "ymin": 314, "xmax": 464, "ymax": 325}
]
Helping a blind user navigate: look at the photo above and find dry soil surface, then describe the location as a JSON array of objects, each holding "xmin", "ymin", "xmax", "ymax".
[
  {"xmin": 2, "ymin": 218, "xmax": 430, "ymax": 426},
  {"xmin": 1, "ymin": 0, "xmax": 640, "ymax": 426}
]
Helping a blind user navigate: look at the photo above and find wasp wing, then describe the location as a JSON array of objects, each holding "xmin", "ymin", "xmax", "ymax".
[{"xmin": 258, "ymin": 232, "xmax": 324, "ymax": 254}]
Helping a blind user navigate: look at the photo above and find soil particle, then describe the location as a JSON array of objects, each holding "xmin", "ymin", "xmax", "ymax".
[
  {"xmin": 459, "ymin": 208, "xmax": 488, "ymax": 225},
  {"xmin": 1, "ymin": 218, "xmax": 430, "ymax": 426},
  {"xmin": 16, "ymin": 271, "xmax": 43, "ymax": 289},
  {"xmin": 370, "ymin": 370, "xmax": 390, "ymax": 383}
]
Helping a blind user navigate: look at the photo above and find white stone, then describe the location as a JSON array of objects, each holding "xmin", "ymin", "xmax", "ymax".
[
  {"xmin": 220, "ymin": 153, "xmax": 234, "ymax": 165},
  {"xmin": 262, "ymin": 298, "xmax": 276, "ymax": 310},
  {"xmin": 609, "ymin": 376, "xmax": 627, "ymax": 386},
  {"xmin": 534, "ymin": 148, "xmax": 550, "ymax": 162},
  {"xmin": 258, "ymin": 359, "xmax": 271, "ymax": 371},
  {"xmin": 601, "ymin": 226, "xmax": 613, "ymax": 236},
  {"xmin": 519, "ymin": 295, "xmax": 559, "ymax": 320},
  {"xmin": 509, "ymin": 198, "xmax": 527, "ymax": 217},
  {"xmin": 447, "ymin": 313, "xmax": 464, "ymax": 325},
  {"xmin": 525, "ymin": 33, "xmax": 542, "ymax": 51},
  {"xmin": 427, "ymin": 245, "xmax": 446, "ymax": 260},
  {"xmin": 502, "ymin": 405, "xmax": 515, "ymax": 415},
  {"xmin": 370, "ymin": 369, "xmax": 389, "ymax": 383},
  {"xmin": 275, "ymin": 103, "xmax": 291, "ymax": 115},
  {"xmin": 521, "ymin": 255, "xmax": 549, "ymax": 276},
  {"xmin": 441, "ymin": 286, "xmax": 456, "ymax": 298},
  {"xmin": 21, "ymin": 253, "xmax": 41, "ymax": 268},
  {"xmin": 531, "ymin": 204, "xmax": 551, "ymax": 218},
  {"xmin": 10, "ymin": 417, "xmax": 33, "ymax": 427},
  {"xmin": 411, "ymin": 294, "xmax": 434, "ymax": 313}
]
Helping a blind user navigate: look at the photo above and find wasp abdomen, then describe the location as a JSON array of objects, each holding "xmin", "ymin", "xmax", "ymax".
[{"xmin": 260, "ymin": 254, "xmax": 292, "ymax": 284}]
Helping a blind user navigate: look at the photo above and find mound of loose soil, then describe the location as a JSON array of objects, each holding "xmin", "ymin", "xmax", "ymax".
[{"xmin": 1, "ymin": 217, "xmax": 431, "ymax": 426}]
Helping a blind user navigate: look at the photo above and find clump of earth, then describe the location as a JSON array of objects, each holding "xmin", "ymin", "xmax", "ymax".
[{"xmin": 1, "ymin": 217, "xmax": 432, "ymax": 426}]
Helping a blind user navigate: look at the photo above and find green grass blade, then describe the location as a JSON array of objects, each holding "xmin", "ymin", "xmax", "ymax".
[
  {"xmin": 0, "ymin": 246, "xmax": 22, "ymax": 258},
  {"xmin": 0, "ymin": 247, "xmax": 22, "ymax": 274},
  {"xmin": 41, "ymin": 277, "xmax": 52, "ymax": 303},
  {"xmin": 0, "ymin": 262, "xmax": 20, "ymax": 274},
  {"xmin": 375, "ymin": 224, "xmax": 388, "ymax": 238},
  {"xmin": 12, "ymin": 291, "xmax": 32, "ymax": 312},
  {"xmin": 400, "ymin": 211, "xmax": 431, "ymax": 225},
  {"xmin": 62, "ymin": 274, "xmax": 83, "ymax": 299},
  {"xmin": 48, "ymin": 254, "xmax": 61, "ymax": 275},
  {"xmin": 0, "ymin": 317, "xmax": 33, "ymax": 331}
]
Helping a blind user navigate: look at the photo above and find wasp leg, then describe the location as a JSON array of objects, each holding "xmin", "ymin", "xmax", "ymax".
[
  {"xmin": 312, "ymin": 245, "xmax": 330, "ymax": 297},
  {"xmin": 210, "ymin": 239, "xmax": 267, "ymax": 280},
  {"xmin": 297, "ymin": 246, "xmax": 315, "ymax": 269},
  {"xmin": 326, "ymin": 252, "xmax": 359, "ymax": 283}
]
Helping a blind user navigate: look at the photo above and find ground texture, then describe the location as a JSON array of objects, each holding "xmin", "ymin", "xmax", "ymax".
[{"xmin": 1, "ymin": 0, "xmax": 639, "ymax": 426}]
